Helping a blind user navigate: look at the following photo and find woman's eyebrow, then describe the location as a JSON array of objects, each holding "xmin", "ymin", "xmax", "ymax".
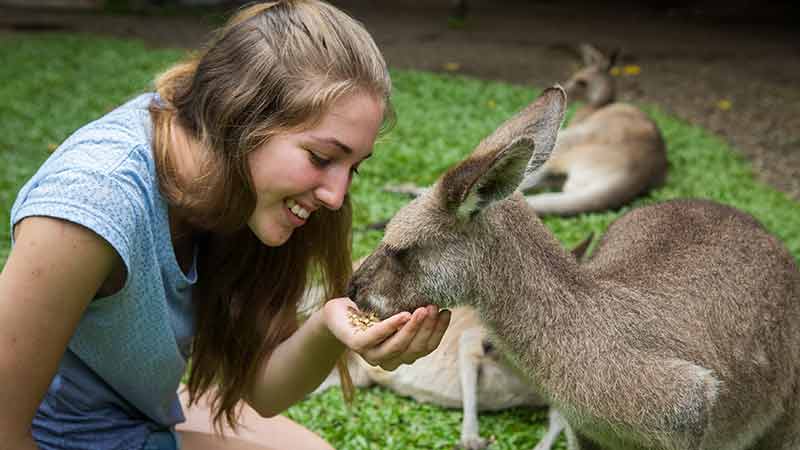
[
  {"xmin": 309, "ymin": 135, "xmax": 353, "ymax": 154},
  {"xmin": 309, "ymin": 135, "xmax": 373, "ymax": 160}
]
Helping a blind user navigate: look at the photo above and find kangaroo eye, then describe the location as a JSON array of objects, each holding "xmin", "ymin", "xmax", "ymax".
[
  {"xmin": 385, "ymin": 246, "xmax": 410, "ymax": 265},
  {"xmin": 386, "ymin": 247, "xmax": 408, "ymax": 259}
]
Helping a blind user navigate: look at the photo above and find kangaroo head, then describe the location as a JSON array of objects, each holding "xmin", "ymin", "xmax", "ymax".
[
  {"xmin": 563, "ymin": 43, "xmax": 618, "ymax": 107},
  {"xmin": 348, "ymin": 87, "xmax": 567, "ymax": 319}
]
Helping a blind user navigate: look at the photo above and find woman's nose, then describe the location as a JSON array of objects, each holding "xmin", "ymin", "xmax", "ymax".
[{"xmin": 314, "ymin": 167, "xmax": 350, "ymax": 210}]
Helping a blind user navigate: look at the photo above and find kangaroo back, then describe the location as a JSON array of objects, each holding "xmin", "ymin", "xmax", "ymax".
[{"xmin": 583, "ymin": 199, "xmax": 800, "ymax": 449}]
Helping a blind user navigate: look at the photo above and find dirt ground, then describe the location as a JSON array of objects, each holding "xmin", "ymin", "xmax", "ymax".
[{"xmin": 2, "ymin": 0, "xmax": 799, "ymax": 201}]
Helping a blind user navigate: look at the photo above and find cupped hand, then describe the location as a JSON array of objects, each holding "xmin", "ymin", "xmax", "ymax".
[{"xmin": 323, "ymin": 297, "xmax": 451, "ymax": 371}]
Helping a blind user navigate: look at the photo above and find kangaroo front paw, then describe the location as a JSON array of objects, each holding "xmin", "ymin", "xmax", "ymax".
[{"xmin": 458, "ymin": 435, "xmax": 491, "ymax": 450}]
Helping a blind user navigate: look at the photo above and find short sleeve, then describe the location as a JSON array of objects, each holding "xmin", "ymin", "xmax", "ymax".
[{"xmin": 11, "ymin": 167, "xmax": 143, "ymax": 274}]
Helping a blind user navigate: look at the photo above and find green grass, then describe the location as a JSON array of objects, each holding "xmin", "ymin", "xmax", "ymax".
[
  {"xmin": 0, "ymin": 34, "xmax": 182, "ymax": 263},
  {"xmin": 1, "ymin": 33, "xmax": 799, "ymax": 449},
  {"xmin": 349, "ymin": 71, "xmax": 800, "ymax": 262},
  {"xmin": 292, "ymin": 387, "xmax": 555, "ymax": 450}
]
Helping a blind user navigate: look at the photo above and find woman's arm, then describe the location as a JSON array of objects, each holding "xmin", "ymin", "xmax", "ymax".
[
  {"xmin": 0, "ymin": 216, "xmax": 118, "ymax": 448},
  {"xmin": 247, "ymin": 298, "xmax": 450, "ymax": 417},
  {"xmin": 245, "ymin": 307, "xmax": 348, "ymax": 418}
]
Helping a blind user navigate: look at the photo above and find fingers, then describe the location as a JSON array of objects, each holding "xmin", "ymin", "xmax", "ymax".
[
  {"xmin": 349, "ymin": 310, "xmax": 411, "ymax": 353},
  {"xmin": 427, "ymin": 308, "xmax": 451, "ymax": 353},
  {"xmin": 394, "ymin": 306, "xmax": 451, "ymax": 366},
  {"xmin": 359, "ymin": 306, "xmax": 428, "ymax": 366},
  {"xmin": 338, "ymin": 301, "xmax": 453, "ymax": 370},
  {"xmin": 399, "ymin": 305, "xmax": 440, "ymax": 359},
  {"xmin": 364, "ymin": 306, "xmax": 452, "ymax": 370},
  {"xmin": 321, "ymin": 297, "xmax": 411, "ymax": 354}
]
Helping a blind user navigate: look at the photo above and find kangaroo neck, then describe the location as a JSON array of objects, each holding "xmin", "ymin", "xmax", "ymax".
[{"xmin": 475, "ymin": 240, "xmax": 590, "ymax": 341}]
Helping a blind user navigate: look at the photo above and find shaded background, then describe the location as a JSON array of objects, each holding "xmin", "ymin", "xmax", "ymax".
[{"xmin": 2, "ymin": 0, "xmax": 799, "ymax": 201}]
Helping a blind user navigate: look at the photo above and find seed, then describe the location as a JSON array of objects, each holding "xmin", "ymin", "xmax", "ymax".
[{"xmin": 347, "ymin": 308, "xmax": 379, "ymax": 331}]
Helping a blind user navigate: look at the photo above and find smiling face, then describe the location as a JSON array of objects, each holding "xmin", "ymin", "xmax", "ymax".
[{"xmin": 247, "ymin": 92, "xmax": 384, "ymax": 246}]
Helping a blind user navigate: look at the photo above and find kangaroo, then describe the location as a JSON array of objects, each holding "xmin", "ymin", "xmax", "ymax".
[
  {"xmin": 382, "ymin": 44, "xmax": 668, "ymax": 217},
  {"xmin": 347, "ymin": 87, "xmax": 800, "ymax": 449},
  {"xmin": 517, "ymin": 44, "xmax": 668, "ymax": 215}
]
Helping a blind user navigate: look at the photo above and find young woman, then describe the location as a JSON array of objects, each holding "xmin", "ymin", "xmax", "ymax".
[{"xmin": 0, "ymin": 1, "xmax": 451, "ymax": 449}]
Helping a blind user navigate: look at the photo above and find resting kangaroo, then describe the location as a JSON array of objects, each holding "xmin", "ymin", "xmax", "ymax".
[
  {"xmin": 315, "ymin": 247, "xmax": 594, "ymax": 450},
  {"xmin": 384, "ymin": 44, "xmax": 668, "ymax": 217},
  {"xmin": 318, "ymin": 243, "xmax": 593, "ymax": 450},
  {"xmin": 315, "ymin": 305, "xmax": 565, "ymax": 450},
  {"xmin": 517, "ymin": 44, "xmax": 669, "ymax": 215},
  {"xmin": 347, "ymin": 87, "xmax": 800, "ymax": 449}
]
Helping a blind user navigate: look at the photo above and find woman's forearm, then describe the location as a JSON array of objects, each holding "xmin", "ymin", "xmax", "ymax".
[
  {"xmin": 0, "ymin": 434, "xmax": 40, "ymax": 450},
  {"xmin": 247, "ymin": 308, "xmax": 345, "ymax": 417}
]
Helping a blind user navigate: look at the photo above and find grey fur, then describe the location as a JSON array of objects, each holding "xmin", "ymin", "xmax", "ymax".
[{"xmin": 348, "ymin": 87, "xmax": 800, "ymax": 450}]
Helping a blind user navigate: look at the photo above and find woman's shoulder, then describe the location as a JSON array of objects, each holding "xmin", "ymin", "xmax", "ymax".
[
  {"xmin": 11, "ymin": 94, "xmax": 164, "ymax": 255},
  {"xmin": 19, "ymin": 93, "xmax": 160, "ymax": 202},
  {"xmin": 52, "ymin": 93, "xmax": 157, "ymax": 175}
]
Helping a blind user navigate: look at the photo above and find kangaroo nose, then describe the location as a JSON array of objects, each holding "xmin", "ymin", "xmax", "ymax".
[
  {"xmin": 345, "ymin": 280, "xmax": 358, "ymax": 300},
  {"xmin": 482, "ymin": 338, "xmax": 496, "ymax": 355}
]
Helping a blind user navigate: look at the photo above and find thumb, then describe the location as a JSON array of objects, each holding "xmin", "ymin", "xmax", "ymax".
[{"xmin": 357, "ymin": 311, "xmax": 412, "ymax": 345}]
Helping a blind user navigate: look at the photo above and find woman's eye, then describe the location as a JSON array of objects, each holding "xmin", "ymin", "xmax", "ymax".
[
  {"xmin": 307, "ymin": 150, "xmax": 331, "ymax": 168},
  {"xmin": 350, "ymin": 165, "xmax": 360, "ymax": 176}
]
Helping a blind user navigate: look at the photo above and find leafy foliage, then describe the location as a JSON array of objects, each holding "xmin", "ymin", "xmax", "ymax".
[{"xmin": 1, "ymin": 33, "xmax": 798, "ymax": 450}]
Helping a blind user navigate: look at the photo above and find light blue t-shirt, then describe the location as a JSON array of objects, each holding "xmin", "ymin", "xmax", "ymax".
[{"xmin": 10, "ymin": 93, "xmax": 196, "ymax": 450}]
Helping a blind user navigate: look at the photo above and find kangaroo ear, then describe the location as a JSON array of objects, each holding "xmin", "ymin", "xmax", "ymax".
[
  {"xmin": 606, "ymin": 48, "xmax": 620, "ymax": 71},
  {"xmin": 437, "ymin": 86, "xmax": 566, "ymax": 218},
  {"xmin": 579, "ymin": 43, "xmax": 608, "ymax": 68},
  {"xmin": 524, "ymin": 87, "xmax": 567, "ymax": 174},
  {"xmin": 439, "ymin": 136, "xmax": 535, "ymax": 218}
]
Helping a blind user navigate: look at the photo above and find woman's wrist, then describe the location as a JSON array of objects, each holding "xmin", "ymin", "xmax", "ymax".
[{"xmin": 309, "ymin": 305, "xmax": 346, "ymax": 352}]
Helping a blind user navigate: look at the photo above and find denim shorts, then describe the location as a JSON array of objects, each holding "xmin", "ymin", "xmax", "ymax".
[{"xmin": 142, "ymin": 430, "xmax": 179, "ymax": 450}]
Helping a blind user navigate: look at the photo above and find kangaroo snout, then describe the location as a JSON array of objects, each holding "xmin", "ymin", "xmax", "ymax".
[
  {"xmin": 345, "ymin": 266, "xmax": 372, "ymax": 313},
  {"xmin": 348, "ymin": 248, "xmax": 438, "ymax": 319},
  {"xmin": 344, "ymin": 279, "xmax": 359, "ymax": 303},
  {"xmin": 346, "ymin": 252, "xmax": 400, "ymax": 319}
]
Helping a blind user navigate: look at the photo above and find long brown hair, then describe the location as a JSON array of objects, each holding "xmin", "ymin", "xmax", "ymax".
[{"xmin": 148, "ymin": 0, "xmax": 392, "ymax": 430}]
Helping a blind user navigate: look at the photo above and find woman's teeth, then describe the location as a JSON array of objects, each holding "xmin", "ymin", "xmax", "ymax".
[{"xmin": 286, "ymin": 199, "xmax": 310, "ymax": 219}]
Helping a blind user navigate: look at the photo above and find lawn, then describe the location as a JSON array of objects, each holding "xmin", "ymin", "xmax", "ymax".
[{"xmin": 1, "ymin": 33, "xmax": 799, "ymax": 450}]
